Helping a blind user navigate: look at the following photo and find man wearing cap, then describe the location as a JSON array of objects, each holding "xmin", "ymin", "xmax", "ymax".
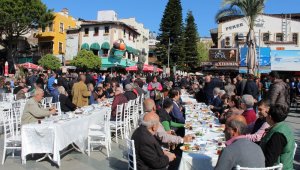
[{"xmin": 124, "ymin": 83, "xmax": 137, "ymax": 101}]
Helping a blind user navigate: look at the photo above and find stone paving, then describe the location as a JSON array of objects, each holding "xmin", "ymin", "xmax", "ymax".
[{"xmin": 0, "ymin": 110, "xmax": 299, "ymax": 170}]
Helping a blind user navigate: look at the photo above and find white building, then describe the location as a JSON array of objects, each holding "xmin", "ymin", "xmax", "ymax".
[
  {"xmin": 215, "ymin": 14, "xmax": 300, "ymax": 50},
  {"xmin": 119, "ymin": 17, "xmax": 150, "ymax": 64}
]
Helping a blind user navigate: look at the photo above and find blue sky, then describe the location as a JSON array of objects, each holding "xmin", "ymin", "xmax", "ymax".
[{"xmin": 42, "ymin": 0, "xmax": 300, "ymax": 37}]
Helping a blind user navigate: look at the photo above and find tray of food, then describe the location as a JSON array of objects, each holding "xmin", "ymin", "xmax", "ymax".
[{"xmin": 180, "ymin": 144, "xmax": 200, "ymax": 152}]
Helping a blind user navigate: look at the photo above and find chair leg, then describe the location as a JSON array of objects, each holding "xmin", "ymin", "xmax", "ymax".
[
  {"xmin": 115, "ymin": 129, "xmax": 118, "ymax": 144},
  {"xmin": 2, "ymin": 147, "xmax": 6, "ymax": 165},
  {"xmin": 87, "ymin": 137, "xmax": 91, "ymax": 156},
  {"xmin": 120, "ymin": 126, "xmax": 124, "ymax": 139}
]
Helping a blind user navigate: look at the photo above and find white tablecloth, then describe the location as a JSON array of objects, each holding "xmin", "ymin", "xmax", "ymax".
[
  {"xmin": 179, "ymin": 104, "xmax": 224, "ymax": 170},
  {"xmin": 21, "ymin": 106, "xmax": 109, "ymax": 166}
]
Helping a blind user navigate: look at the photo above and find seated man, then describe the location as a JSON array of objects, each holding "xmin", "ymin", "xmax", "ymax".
[
  {"xmin": 241, "ymin": 94, "xmax": 257, "ymax": 125},
  {"xmin": 124, "ymin": 83, "xmax": 137, "ymax": 101},
  {"xmin": 22, "ymin": 88, "xmax": 56, "ymax": 125},
  {"xmin": 260, "ymin": 104, "xmax": 295, "ymax": 169},
  {"xmin": 215, "ymin": 115, "xmax": 265, "ymax": 170},
  {"xmin": 132, "ymin": 111, "xmax": 176, "ymax": 170},
  {"xmin": 143, "ymin": 98, "xmax": 193, "ymax": 144},
  {"xmin": 110, "ymin": 87, "xmax": 128, "ymax": 121}
]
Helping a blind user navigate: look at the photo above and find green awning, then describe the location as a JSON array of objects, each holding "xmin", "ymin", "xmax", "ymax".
[
  {"xmin": 126, "ymin": 46, "xmax": 134, "ymax": 53},
  {"xmin": 90, "ymin": 43, "xmax": 101, "ymax": 50},
  {"xmin": 101, "ymin": 42, "xmax": 110, "ymax": 50},
  {"xmin": 81, "ymin": 43, "xmax": 89, "ymax": 50}
]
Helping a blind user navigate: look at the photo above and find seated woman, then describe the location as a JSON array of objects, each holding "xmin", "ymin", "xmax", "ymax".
[
  {"xmin": 93, "ymin": 87, "xmax": 106, "ymax": 103},
  {"xmin": 245, "ymin": 99, "xmax": 270, "ymax": 143},
  {"xmin": 58, "ymin": 86, "xmax": 76, "ymax": 112},
  {"xmin": 158, "ymin": 98, "xmax": 184, "ymax": 132},
  {"xmin": 260, "ymin": 104, "xmax": 295, "ymax": 169}
]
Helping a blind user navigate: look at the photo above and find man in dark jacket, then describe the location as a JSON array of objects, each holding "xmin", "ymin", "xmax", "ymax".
[
  {"xmin": 266, "ymin": 71, "xmax": 290, "ymax": 107},
  {"xmin": 124, "ymin": 84, "xmax": 137, "ymax": 101},
  {"xmin": 236, "ymin": 74, "xmax": 247, "ymax": 97},
  {"xmin": 131, "ymin": 112, "xmax": 175, "ymax": 170},
  {"xmin": 244, "ymin": 74, "xmax": 259, "ymax": 100}
]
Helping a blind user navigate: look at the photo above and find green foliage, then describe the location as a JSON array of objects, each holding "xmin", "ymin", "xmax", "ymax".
[
  {"xmin": 0, "ymin": 0, "xmax": 54, "ymax": 64},
  {"xmin": 38, "ymin": 54, "xmax": 61, "ymax": 70},
  {"xmin": 183, "ymin": 11, "xmax": 199, "ymax": 71},
  {"xmin": 70, "ymin": 50, "xmax": 102, "ymax": 70},
  {"xmin": 215, "ymin": 0, "xmax": 265, "ymax": 29},
  {"xmin": 156, "ymin": 0, "xmax": 185, "ymax": 67},
  {"xmin": 197, "ymin": 41, "xmax": 211, "ymax": 63}
]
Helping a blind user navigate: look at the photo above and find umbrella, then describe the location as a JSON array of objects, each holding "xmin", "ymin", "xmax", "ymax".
[
  {"xmin": 246, "ymin": 30, "xmax": 257, "ymax": 75},
  {"xmin": 4, "ymin": 61, "xmax": 8, "ymax": 76},
  {"xmin": 19, "ymin": 62, "xmax": 43, "ymax": 70},
  {"xmin": 126, "ymin": 64, "xmax": 162, "ymax": 72}
]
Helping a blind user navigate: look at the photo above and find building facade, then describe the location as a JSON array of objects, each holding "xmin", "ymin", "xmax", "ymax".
[
  {"xmin": 209, "ymin": 13, "xmax": 300, "ymax": 73},
  {"xmin": 35, "ymin": 8, "xmax": 77, "ymax": 62},
  {"xmin": 65, "ymin": 10, "xmax": 150, "ymax": 70}
]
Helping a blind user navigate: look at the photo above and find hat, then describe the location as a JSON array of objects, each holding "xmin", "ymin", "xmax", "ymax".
[{"xmin": 125, "ymin": 84, "xmax": 134, "ymax": 91}]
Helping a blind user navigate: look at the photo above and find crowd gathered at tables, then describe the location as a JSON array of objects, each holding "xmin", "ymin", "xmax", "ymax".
[{"xmin": 0, "ymin": 70, "xmax": 297, "ymax": 170}]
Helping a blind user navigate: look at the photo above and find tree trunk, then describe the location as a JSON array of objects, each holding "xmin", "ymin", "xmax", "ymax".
[{"xmin": 7, "ymin": 37, "xmax": 16, "ymax": 73}]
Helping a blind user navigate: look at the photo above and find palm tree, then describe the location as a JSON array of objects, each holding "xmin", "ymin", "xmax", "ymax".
[{"xmin": 215, "ymin": 0, "xmax": 266, "ymax": 74}]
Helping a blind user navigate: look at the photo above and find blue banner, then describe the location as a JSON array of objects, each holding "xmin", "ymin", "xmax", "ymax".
[
  {"xmin": 240, "ymin": 47, "xmax": 271, "ymax": 66},
  {"xmin": 271, "ymin": 50, "xmax": 300, "ymax": 71}
]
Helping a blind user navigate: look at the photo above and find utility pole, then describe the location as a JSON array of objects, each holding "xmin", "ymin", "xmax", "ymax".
[
  {"xmin": 167, "ymin": 37, "xmax": 170, "ymax": 68},
  {"xmin": 258, "ymin": 29, "xmax": 261, "ymax": 77}
]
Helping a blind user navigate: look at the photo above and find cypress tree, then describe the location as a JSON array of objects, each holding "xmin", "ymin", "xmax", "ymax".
[
  {"xmin": 184, "ymin": 11, "xmax": 199, "ymax": 71},
  {"xmin": 156, "ymin": 0, "xmax": 185, "ymax": 68}
]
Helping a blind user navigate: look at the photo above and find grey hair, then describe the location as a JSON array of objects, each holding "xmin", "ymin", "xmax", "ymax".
[
  {"xmin": 227, "ymin": 119, "xmax": 247, "ymax": 135},
  {"xmin": 141, "ymin": 117, "xmax": 159, "ymax": 128},
  {"xmin": 143, "ymin": 100, "xmax": 155, "ymax": 113},
  {"xmin": 219, "ymin": 90, "xmax": 226, "ymax": 96},
  {"xmin": 213, "ymin": 87, "xmax": 221, "ymax": 96},
  {"xmin": 241, "ymin": 94, "xmax": 254, "ymax": 108}
]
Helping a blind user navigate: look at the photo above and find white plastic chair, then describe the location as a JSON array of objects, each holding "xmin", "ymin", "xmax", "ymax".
[
  {"xmin": 123, "ymin": 103, "xmax": 130, "ymax": 138},
  {"xmin": 50, "ymin": 102, "xmax": 62, "ymax": 116},
  {"xmin": 110, "ymin": 104, "xmax": 124, "ymax": 143},
  {"xmin": 87, "ymin": 110, "xmax": 111, "ymax": 157},
  {"xmin": 1, "ymin": 109, "xmax": 21, "ymax": 165},
  {"xmin": 294, "ymin": 142, "xmax": 298, "ymax": 159},
  {"xmin": 128, "ymin": 100, "xmax": 137, "ymax": 129},
  {"xmin": 42, "ymin": 97, "xmax": 53, "ymax": 108},
  {"xmin": 3, "ymin": 93, "xmax": 14, "ymax": 102},
  {"xmin": 126, "ymin": 138, "xmax": 137, "ymax": 170},
  {"xmin": 236, "ymin": 163, "xmax": 283, "ymax": 170}
]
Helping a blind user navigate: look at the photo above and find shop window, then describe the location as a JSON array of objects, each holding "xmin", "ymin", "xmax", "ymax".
[
  {"xmin": 84, "ymin": 28, "xmax": 89, "ymax": 36},
  {"xmin": 276, "ymin": 33, "xmax": 283, "ymax": 42},
  {"xmin": 103, "ymin": 49, "xmax": 109, "ymax": 56},
  {"xmin": 94, "ymin": 27, "xmax": 99, "ymax": 36},
  {"xmin": 104, "ymin": 26, "xmax": 109, "ymax": 34},
  {"xmin": 59, "ymin": 23, "xmax": 64, "ymax": 33},
  {"xmin": 263, "ymin": 33, "xmax": 270, "ymax": 42},
  {"xmin": 59, "ymin": 42, "xmax": 63, "ymax": 54},
  {"xmin": 293, "ymin": 33, "xmax": 298, "ymax": 44}
]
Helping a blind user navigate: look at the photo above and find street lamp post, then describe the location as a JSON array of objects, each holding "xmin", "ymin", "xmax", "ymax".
[{"xmin": 167, "ymin": 37, "xmax": 170, "ymax": 69}]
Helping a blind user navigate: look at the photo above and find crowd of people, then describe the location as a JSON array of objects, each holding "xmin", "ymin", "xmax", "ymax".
[{"xmin": 0, "ymin": 69, "xmax": 297, "ymax": 169}]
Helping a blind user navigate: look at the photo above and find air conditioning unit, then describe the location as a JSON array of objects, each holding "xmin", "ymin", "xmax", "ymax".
[{"xmin": 225, "ymin": 36, "xmax": 232, "ymax": 47}]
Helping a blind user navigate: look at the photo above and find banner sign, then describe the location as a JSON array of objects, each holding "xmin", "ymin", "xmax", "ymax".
[
  {"xmin": 209, "ymin": 48, "xmax": 238, "ymax": 62},
  {"xmin": 240, "ymin": 47, "xmax": 271, "ymax": 66},
  {"xmin": 271, "ymin": 50, "xmax": 300, "ymax": 71}
]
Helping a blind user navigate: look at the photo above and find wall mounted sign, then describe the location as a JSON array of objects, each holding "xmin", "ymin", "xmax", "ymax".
[{"xmin": 209, "ymin": 48, "xmax": 238, "ymax": 62}]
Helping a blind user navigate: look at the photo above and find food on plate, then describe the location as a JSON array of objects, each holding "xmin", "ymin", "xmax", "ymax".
[
  {"xmin": 195, "ymin": 131, "xmax": 203, "ymax": 136},
  {"xmin": 180, "ymin": 144, "xmax": 200, "ymax": 152}
]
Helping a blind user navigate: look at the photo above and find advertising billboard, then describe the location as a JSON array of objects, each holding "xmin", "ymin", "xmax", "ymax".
[
  {"xmin": 271, "ymin": 50, "xmax": 300, "ymax": 71},
  {"xmin": 240, "ymin": 47, "xmax": 271, "ymax": 67}
]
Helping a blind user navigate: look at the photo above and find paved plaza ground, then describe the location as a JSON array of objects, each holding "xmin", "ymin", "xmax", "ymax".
[{"xmin": 0, "ymin": 110, "xmax": 299, "ymax": 170}]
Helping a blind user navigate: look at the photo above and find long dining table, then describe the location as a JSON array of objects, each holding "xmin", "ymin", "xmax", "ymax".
[
  {"xmin": 21, "ymin": 104, "xmax": 109, "ymax": 167},
  {"xmin": 179, "ymin": 94, "xmax": 225, "ymax": 170}
]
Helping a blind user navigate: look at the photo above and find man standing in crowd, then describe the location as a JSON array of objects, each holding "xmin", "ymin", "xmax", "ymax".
[
  {"xmin": 72, "ymin": 74, "xmax": 91, "ymax": 107},
  {"xmin": 47, "ymin": 72, "xmax": 57, "ymax": 98},
  {"xmin": 215, "ymin": 115, "xmax": 265, "ymax": 169},
  {"xmin": 236, "ymin": 74, "xmax": 247, "ymax": 97},
  {"xmin": 243, "ymin": 74, "xmax": 259, "ymax": 100},
  {"xmin": 132, "ymin": 111, "xmax": 176, "ymax": 170},
  {"xmin": 266, "ymin": 71, "xmax": 290, "ymax": 107}
]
